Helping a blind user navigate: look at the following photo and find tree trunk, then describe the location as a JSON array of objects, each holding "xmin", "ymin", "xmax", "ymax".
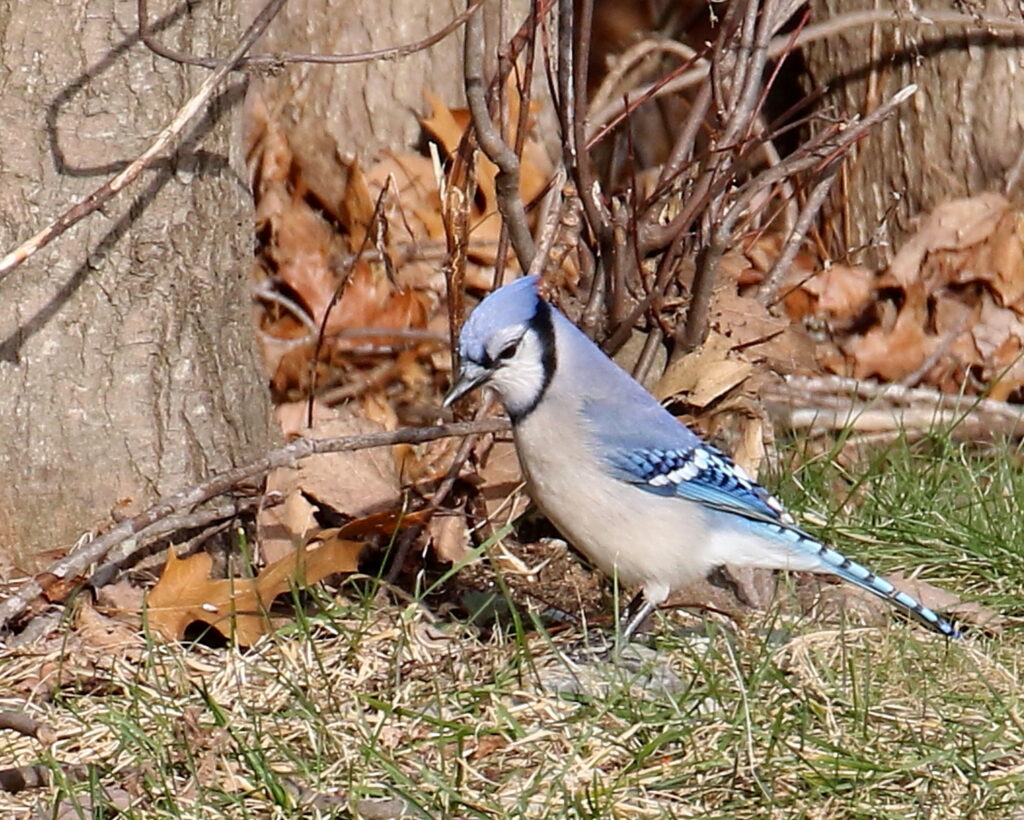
[
  {"xmin": 248, "ymin": 0, "xmax": 473, "ymax": 163},
  {"xmin": 0, "ymin": 0, "xmax": 273, "ymax": 570},
  {"xmin": 246, "ymin": 0, "xmax": 530, "ymax": 164},
  {"xmin": 803, "ymin": 0, "xmax": 1024, "ymax": 267}
]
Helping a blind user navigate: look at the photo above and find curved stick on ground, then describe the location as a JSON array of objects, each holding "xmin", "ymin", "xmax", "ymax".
[{"xmin": 0, "ymin": 419, "xmax": 510, "ymax": 634}]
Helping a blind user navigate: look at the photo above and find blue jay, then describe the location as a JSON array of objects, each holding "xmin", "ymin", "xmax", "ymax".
[{"xmin": 443, "ymin": 276, "xmax": 960, "ymax": 640}]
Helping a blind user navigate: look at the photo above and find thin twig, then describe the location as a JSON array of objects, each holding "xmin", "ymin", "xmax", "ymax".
[
  {"xmin": 631, "ymin": 326, "xmax": 665, "ymax": 386},
  {"xmin": 589, "ymin": 38, "xmax": 698, "ymax": 117},
  {"xmin": 139, "ymin": 0, "xmax": 486, "ymax": 68},
  {"xmin": 252, "ymin": 279, "xmax": 319, "ymax": 340},
  {"xmin": 757, "ymin": 165, "xmax": 840, "ymax": 302},
  {"xmin": 464, "ymin": 1, "xmax": 536, "ymax": 271},
  {"xmin": 0, "ymin": 419, "xmax": 510, "ymax": 633},
  {"xmin": 307, "ymin": 183, "xmax": 391, "ymax": 427},
  {"xmin": 716, "ymin": 0, "xmax": 764, "ymax": 152},
  {"xmin": 653, "ymin": 66, "xmax": 711, "ymax": 193},
  {"xmin": 0, "ymin": 0, "xmax": 288, "ymax": 283},
  {"xmin": 567, "ymin": 0, "xmax": 611, "ymax": 245},
  {"xmin": 587, "ymin": 7, "xmax": 1024, "ymax": 141}
]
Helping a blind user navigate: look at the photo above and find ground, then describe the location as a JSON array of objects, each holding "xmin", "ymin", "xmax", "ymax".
[{"xmin": 0, "ymin": 431, "xmax": 1021, "ymax": 818}]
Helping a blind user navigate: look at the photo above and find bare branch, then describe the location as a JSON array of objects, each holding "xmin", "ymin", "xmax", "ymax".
[
  {"xmin": 565, "ymin": 0, "xmax": 611, "ymax": 245},
  {"xmin": 588, "ymin": 7, "xmax": 1024, "ymax": 142},
  {"xmin": 680, "ymin": 84, "xmax": 917, "ymax": 351},
  {"xmin": 492, "ymin": 0, "xmax": 539, "ymax": 290},
  {"xmin": 464, "ymin": 2, "xmax": 536, "ymax": 271},
  {"xmin": 307, "ymin": 183, "xmax": 392, "ymax": 427},
  {"xmin": 139, "ymin": 0, "xmax": 486, "ymax": 68},
  {"xmin": 88, "ymin": 496, "xmax": 273, "ymax": 589},
  {"xmin": 757, "ymin": 165, "xmax": 840, "ymax": 302}
]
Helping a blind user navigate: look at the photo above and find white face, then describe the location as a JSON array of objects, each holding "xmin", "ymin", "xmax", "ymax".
[{"xmin": 484, "ymin": 327, "xmax": 547, "ymax": 418}]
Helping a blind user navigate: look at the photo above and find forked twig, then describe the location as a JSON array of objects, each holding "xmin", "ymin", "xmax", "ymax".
[{"xmin": 464, "ymin": 1, "xmax": 536, "ymax": 271}]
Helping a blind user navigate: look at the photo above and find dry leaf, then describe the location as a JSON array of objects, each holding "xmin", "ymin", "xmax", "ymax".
[
  {"xmin": 335, "ymin": 507, "xmax": 432, "ymax": 538},
  {"xmin": 75, "ymin": 600, "xmax": 144, "ymax": 652},
  {"xmin": 783, "ymin": 263, "xmax": 874, "ymax": 322},
  {"xmin": 95, "ymin": 579, "xmax": 145, "ymax": 619},
  {"xmin": 987, "ymin": 210, "xmax": 1024, "ymax": 307},
  {"xmin": 890, "ymin": 193, "xmax": 1008, "ymax": 288},
  {"xmin": 730, "ymin": 413, "xmax": 766, "ymax": 476},
  {"xmin": 258, "ymin": 486, "xmax": 317, "ymax": 565},
  {"xmin": 476, "ymin": 440, "xmax": 528, "ymax": 525},
  {"xmin": 849, "ymin": 307, "xmax": 935, "ymax": 381},
  {"xmin": 427, "ymin": 514, "xmax": 471, "ymax": 564},
  {"xmin": 713, "ymin": 290, "xmax": 817, "ymax": 373},
  {"xmin": 973, "ymin": 296, "xmax": 1024, "ymax": 397},
  {"xmin": 146, "ymin": 535, "xmax": 365, "ymax": 644},
  {"xmin": 656, "ymin": 331, "xmax": 752, "ymax": 406},
  {"xmin": 259, "ymin": 405, "xmax": 401, "ymax": 561}
]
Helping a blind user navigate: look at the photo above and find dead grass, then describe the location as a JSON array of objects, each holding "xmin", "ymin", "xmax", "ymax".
[
  {"xmin": 1, "ymin": 607, "xmax": 1020, "ymax": 817},
  {"xmin": 1, "ymin": 433, "xmax": 1023, "ymax": 819}
]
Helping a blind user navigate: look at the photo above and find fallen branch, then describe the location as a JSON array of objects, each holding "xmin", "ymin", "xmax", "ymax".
[
  {"xmin": 0, "ymin": 712, "xmax": 54, "ymax": 743},
  {"xmin": 764, "ymin": 375, "xmax": 1024, "ymax": 438},
  {"xmin": 0, "ymin": 418, "xmax": 510, "ymax": 634},
  {"xmin": 87, "ymin": 496, "xmax": 274, "ymax": 589}
]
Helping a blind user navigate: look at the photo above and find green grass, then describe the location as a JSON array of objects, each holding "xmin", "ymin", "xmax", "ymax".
[
  {"xmin": 772, "ymin": 431, "xmax": 1024, "ymax": 611},
  {"xmin": 1, "ymin": 429, "xmax": 1022, "ymax": 818}
]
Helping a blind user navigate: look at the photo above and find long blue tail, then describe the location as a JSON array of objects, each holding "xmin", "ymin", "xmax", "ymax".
[{"xmin": 811, "ymin": 539, "xmax": 961, "ymax": 638}]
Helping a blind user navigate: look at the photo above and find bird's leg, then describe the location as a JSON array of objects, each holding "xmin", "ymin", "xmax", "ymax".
[{"xmin": 618, "ymin": 591, "xmax": 656, "ymax": 643}]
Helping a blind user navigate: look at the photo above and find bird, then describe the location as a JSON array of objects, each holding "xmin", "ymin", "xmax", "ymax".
[{"xmin": 443, "ymin": 275, "xmax": 960, "ymax": 641}]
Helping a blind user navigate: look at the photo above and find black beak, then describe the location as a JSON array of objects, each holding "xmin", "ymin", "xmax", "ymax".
[{"xmin": 442, "ymin": 366, "xmax": 490, "ymax": 407}]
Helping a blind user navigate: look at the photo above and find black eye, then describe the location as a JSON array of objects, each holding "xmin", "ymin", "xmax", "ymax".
[{"xmin": 497, "ymin": 341, "xmax": 519, "ymax": 361}]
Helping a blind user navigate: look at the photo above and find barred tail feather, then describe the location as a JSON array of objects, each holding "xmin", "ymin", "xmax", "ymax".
[
  {"xmin": 709, "ymin": 515, "xmax": 961, "ymax": 638},
  {"xmin": 812, "ymin": 542, "xmax": 961, "ymax": 639}
]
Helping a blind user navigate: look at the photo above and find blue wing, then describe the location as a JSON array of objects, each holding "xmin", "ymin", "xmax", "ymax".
[
  {"xmin": 602, "ymin": 442, "xmax": 960, "ymax": 637},
  {"xmin": 605, "ymin": 441, "xmax": 799, "ymax": 530}
]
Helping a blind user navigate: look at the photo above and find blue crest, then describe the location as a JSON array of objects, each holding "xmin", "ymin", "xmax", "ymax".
[{"xmin": 457, "ymin": 275, "xmax": 542, "ymax": 364}]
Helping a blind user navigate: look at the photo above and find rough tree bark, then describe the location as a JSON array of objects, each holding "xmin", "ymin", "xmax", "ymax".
[
  {"xmin": 246, "ymin": 0, "xmax": 525, "ymax": 164},
  {"xmin": 804, "ymin": 0, "xmax": 1024, "ymax": 267},
  {"xmin": 0, "ymin": 0, "xmax": 273, "ymax": 569}
]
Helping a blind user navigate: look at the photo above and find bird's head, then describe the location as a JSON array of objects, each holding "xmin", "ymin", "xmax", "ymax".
[{"xmin": 443, "ymin": 275, "xmax": 557, "ymax": 421}]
